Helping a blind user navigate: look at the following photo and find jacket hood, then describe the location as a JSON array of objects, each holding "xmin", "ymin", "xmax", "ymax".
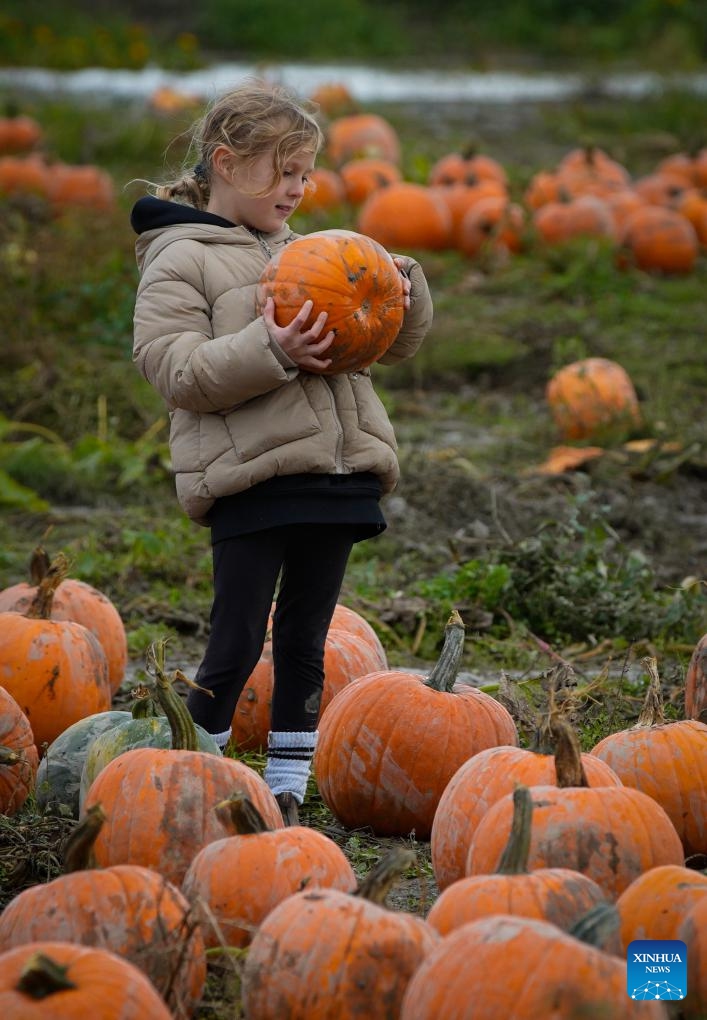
[{"xmin": 131, "ymin": 196, "xmax": 294, "ymax": 274}]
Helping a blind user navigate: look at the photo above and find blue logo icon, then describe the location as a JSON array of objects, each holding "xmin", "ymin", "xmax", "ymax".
[{"xmin": 627, "ymin": 940, "xmax": 687, "ymax": 1001}]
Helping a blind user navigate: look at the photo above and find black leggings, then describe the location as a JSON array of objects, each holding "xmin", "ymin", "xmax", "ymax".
[{"xmin": 186, "ymin": 524, "xmax": 355, "ymax": 735}]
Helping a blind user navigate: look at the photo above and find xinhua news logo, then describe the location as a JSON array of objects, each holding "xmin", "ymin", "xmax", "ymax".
[{"xmin": 627, "ymin": 940, "xmax": 687, "ymax": 1001}]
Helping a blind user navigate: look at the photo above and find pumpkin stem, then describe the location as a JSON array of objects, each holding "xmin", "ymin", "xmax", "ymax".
[
  {"xmin": 130, "ymin": 683, "xmax": 160, "ymax": 719},
  {"xmin": 145, "ymin": 640, "xmax": 204, "ymax": 751},
  {"xmin": 354, "ymin": 846, "xmax": 415, "ymax": 906},
  {"xmin": 0, "ymin": 744, "xmax": 27, "ymax": 767},
  {"xmin": 63, "ymin": 803, "xmax": 106, "ymax": 873},
  {"xmin": 495, "ymin": 785, "xmax": 533, "ymax": 875},
  {"xmin": 569, "ymin": 902, "xmax": 621, "ymax": 949},
  {"xmin": 550, "ymin": 714, "xmax": 590, "ymax": 788},
  {"xmin": 424, "ymin": 609, "xmax": 465, "ymax": 693},
  {"xmin": 635, "ymin": 657, "xmax": 666, "ymax": 727},
  {"xmin": 29, "ymin": 544, "xmax": 51, "ymax": 585},
  {"xmin": 213, "ymin": 792, "xmax": 271, "ymax": 836},
  {"xmin": 16, "ymin": 952, "xmax": 78, "ymax": 999},
  {"xmin": 25, "ymin": 553, "xmax": 69, "ymax": 620}
]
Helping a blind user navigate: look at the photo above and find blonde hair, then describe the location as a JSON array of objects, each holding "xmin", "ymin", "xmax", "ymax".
[{"xmin": 155, "ymin": 77, "xmax": 323, "ymax": 210}]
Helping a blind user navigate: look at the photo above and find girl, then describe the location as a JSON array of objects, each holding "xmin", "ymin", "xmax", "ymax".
[{"xmin": 131, "ymin": 78, "xmax": 433, "ymax": 824}]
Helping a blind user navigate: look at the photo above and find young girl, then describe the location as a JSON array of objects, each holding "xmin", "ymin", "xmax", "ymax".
[{"xmin": 131, "ymin": 78, "xmax": 433, "ymax": 824}]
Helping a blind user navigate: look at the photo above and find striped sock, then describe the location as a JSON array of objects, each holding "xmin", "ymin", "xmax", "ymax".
[{"xmin": 263, "ymin": 730, "xmax": 318, "ymax": 804}]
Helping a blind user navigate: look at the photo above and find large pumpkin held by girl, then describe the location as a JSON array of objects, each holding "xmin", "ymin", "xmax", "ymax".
[{"xmin": 255, "ymin": 229, "xmax": 404, "ymax": 375}]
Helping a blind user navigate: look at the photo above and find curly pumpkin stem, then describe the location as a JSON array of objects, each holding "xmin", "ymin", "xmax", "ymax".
[
  {"xmin": 424, "ymin": 609, "xmax": 465, "ymax": 694},
  {"xmin": 144, "ymin": 639, "xmax": 212, "ymax": 751},
  {"xmin": 29, "ymin": 544, "xmax": 51, "ymax": 585},
  {"xmin": 213, "ymin": 792, "xmax": 271, "ymax": 836},
  {"xmin": 63, "ymin": 802, "xmax": 106, "ymax": 873},
  {"xmin": 635, "ymin": 656, "xmax": 666, "ymax": 727},
  {"xmin": 25, "ymin": 553, "xmax": 69, "ymax": 620},
  {"xmin": 550, "ymin": 714, "xmax": 590, "ymax": 788},
  {"xmin": 496, "ymin": 785, "xmax": 533, "ymax": 875},
  {"xmin": 354, "ymin": 846, "xmax": 416, "ymax": 905},
  {"xmin": 16, "ymin": 952, "xmax": 78, "ymax": 999}
]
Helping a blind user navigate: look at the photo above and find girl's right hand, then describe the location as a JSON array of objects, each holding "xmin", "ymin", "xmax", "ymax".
[{"xmin": 263, "ymin": 297, "xmax": 335, "ymax": 372}]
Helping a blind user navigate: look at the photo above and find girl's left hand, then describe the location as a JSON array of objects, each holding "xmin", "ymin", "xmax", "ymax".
[{"xmin": 393, "ymin": 258, "xmax": 412, "ymax": 310}]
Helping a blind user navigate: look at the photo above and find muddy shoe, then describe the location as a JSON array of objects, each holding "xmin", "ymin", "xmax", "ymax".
[{"xmin": 276, "ymin": 792, "xmax": 300, "ymax": 826}]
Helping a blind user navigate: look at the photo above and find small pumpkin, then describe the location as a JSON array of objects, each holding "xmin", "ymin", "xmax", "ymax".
[
  {"xmin": 545, "ymin": 356, "xmax": 641, "ymax": 443},
  {"xmin": 0, "ymin": 546, "xmax": 127, "ymax": 693},
  {"xmin": 182, "ymin": 792, "xmax": 356, "ymax": 948},
  {"xmin": 315, "ymin": 611, "xmax": 519, "ymax": 839},
  {"xmin": 427, "ymin": 785, "xmax": 610, "ymax": 938},
  {"xmin": 295, "ymin": 167, "xmax": 346, "ymax": 214},
  {"xmin": 0, "ymin": 116, "xmax": 43, "ymax": 155},
  {"xmin": 241, "ymin": 847, "xmax": 439, "ymax": 1020},
  {"xmin": 615, "ymin": 864, "xmax": 707, "ymax": 951},
  {"xmin": 357, "ymin": 182, "xmax": 453, "ymax": 251},
  {"xmin": 255, "ymin": 228, "xmax": 404, "ymax": 375},
  {"xmin": 339, "ymin": 157, "xmax": 402, "ymax": 205},
  {"xmin": 428, "ymin": 150, "xmax": 508, "ymax": 188},
  {"xmin": 591, "ymin": 657, "xmax": 707, "ymax": 856},
  {"xmin": 0, "ymin": 941, "xmax": 172, "ymax": 1018},
  {"xmin": 326, "ymin": 113, "xmax": 401, "ymax": 167},
  {"xmin": 0, "ymin": 687, "xmax": 38, "ymax": 816},
  {"xmin": 619, "ymin": 204, "xmax": 699, "ymax": 274},
  {"xmin": 457, "ymin": 195, "xmax": 525, "ymax": 259},
  {"xmin": 533, "ymin": 194, "xmax": 616, "ymax": 244},
  {"xmin": 308, "ymin": 82, "xmax": 357, "ymax": 117}
]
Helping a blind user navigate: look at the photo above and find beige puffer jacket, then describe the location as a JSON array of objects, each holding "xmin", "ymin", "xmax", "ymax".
[{"xmin": 133, "ymin": 213, "xmax": 433, "ymax": 525}]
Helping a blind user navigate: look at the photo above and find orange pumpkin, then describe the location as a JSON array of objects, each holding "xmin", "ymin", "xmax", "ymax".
[
  {"xmin": 428, "ymin": 150, "xmax": 508, "ymax": 188},
  {"xmin": 430, "ymin": 720, "xmax": 622, "ymax": 891},
  {"xmin": 0, "ymin": 547, "xmax": 127, "ymax": 694},
  {"xmin": 0, "ymin": 116, "xmax": 43, "ymax": 155},
  {"xmin": 314, "ymin": 612, "xmax": 519, "ymax": 839},
  {"xmin": 48, "ymin": 162, "xmax": 115, "ymax": 211},
  {"xmin": 591, "ymin": 658, "xmax": 707, "ymax": 857},
  {"xmin": 0, "ymin": 809, "xmax": 205, "ymax": 1019},
  {"xmin": 686, "ymin": 632, "xmax": 707, "ymax": 721},
  {"xmin": 241, "ymin": 848, "xmax": 439, "ymax": 1019},
  {"xmin": 677, "ymin": 897, "xmax": 707, "ymax": 1019},
  {"xmin": 357, "ymin": 182, "xmax": 452, "ymax": 251},
  {"xmin": 457, "ymin": 195, "xmax": 525, "ymax": 258},
  {"xmin": 399, "ymin": 914, "xmax": 668, "ymax": 1019},
  {"xmin": 523, "ymin": 169, "xmax": 562, "ymax": 210},
  {"xmin": 432, "ymin": 179, "xmax": 508, "ymax": 244},
  {"xmin": 0, "ymin": 941, "xmax": 172, "ymax": 1018},
  {"xmin": 619, "ymin": 204, "xmax": 699, "ymax": 274},
  {"xmin": 326, "ymin": 113, "xmax": 401, "ymax": 167},
  {"xmin": 633, "ymin": 171, "xmax": 693, "ymax": 208},
  {"xmin": 255, "ymin": 228, "xmax": 404, "ymax": 375},
  {"xmin": 545, "ymin": 356, "xmax": 642, "ymax": 442},
  {"xmin": 295, "ymin": 167, "xmax": 346, "ymax": 214},
  {"xmin": 0, "ymin": 558, "xmax": 111, "ymax": 751},
  {"xmin": 466, "ymin": 723, "xmax": 685, "ymax": 900},
  {"xmin": 0, "ymin": 155, "xmax": 50, "ymax": 198},
  {"xmin": 533, "ymin": 194, "xmax": 616, "ymax": 244},
  {"xmin": 339, "ymin": 157, "xmax": 402, "ymax": 205},
  {"xmin": 616, "ymin": 864, "xmax": 707, "ymax": 951},
  {"xmin": 677, "ymin": 189, "xmax": 707, "ymax": 245},
  {"xmin": 0, "ymin": 687, "xmax": 38, "ymax": 816},
  {"xmin": 427, "ymin": 786, "xmax": 610, "ymax": 938},
  {"xmin": 182, "ymin": 792, "xmax": 356, "ymax": 948},
  {"xmin": 308, "ymin": 82, "xmax": 357, "ymax": 117}
]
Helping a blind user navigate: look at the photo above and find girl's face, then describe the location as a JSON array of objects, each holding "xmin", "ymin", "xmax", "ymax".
[{"xmin": 210, "ymin": 146, "xmax": 316, "ymax": 233}]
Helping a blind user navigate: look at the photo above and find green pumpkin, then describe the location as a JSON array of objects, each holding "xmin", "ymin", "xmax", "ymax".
[
  {"xmin": 79, "ymin": 714, "xmax": 222, "ymax": 812},
  {"xmin": 35, "ymin": 710, "xmax": 132, "ymax": 818}
]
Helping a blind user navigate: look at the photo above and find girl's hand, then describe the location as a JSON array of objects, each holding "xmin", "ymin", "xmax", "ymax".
[
  {"xmin": 393, "ymin": 257, "xmax": 412, "ymax": 310},
  {"xmin": 262, "ymin": 297, "xmax": 335, "ymax": 371}
]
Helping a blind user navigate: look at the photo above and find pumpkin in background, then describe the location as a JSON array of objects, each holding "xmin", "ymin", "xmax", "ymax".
[
  {"xmin": 466, "ymin": 719, "xmax": 685, "ymax": 900},
  {"xmin": 632, "ymin": 171, "xmax": 693, "ymax": 208},
  {"xmin": 619, "ymin": 204, "xmax": 699, "ymax": 274},
  {"xmin": 0, "ymin": 546, "xmax": 127, "ymax": 694},
  {"xmin": 182, "ymin": 792, "xmax": 356, "ymax": 948},
  {"xmin": 533, "ymin": 193, "xmax": 616, "ymax": 244},
  {"xmin": 615, "ymin": 864, "xmax": 707, "ymax": 951},
  {"xmin": 0, "ymin": 556, "xmax": 111, "ymax": 750},
  {"xmin": 308, "ymin": 82, "xmax": 357, "ymax": 117},
  {"xmin": 428, "ymin": 150, "xmax": 508, "ymax": 188},
  {"xmin": 678, "ymin": 190, "xmax": 707, "ymax": 245},
  {"xmin": 591, "ymin": 657, "xmax": 707, "ymax": 857},
  {"xmin": 339, "ymin": 157, "xmax": 402, "ymax": 205},
  {"xmin": 358, "ymin": 182, "xmax": 452, "ymax": 251},
  {"xmin": 314, "ymin": 611, "xmax": 518, "ymax": 839},
  {"xmin": 430, "ymin": 716, "xmax": 622, "ymax": 891},
  {"xmin": 676, "ymin": 897, "xmax": 707, "ymax": 1020},
  {"xmin": 47, "ymin": 162, "xmax": 116, "ymax": 211},
  {"xmin": 432, "ymin": 179, "xmax": 508, "ymax": 245},
  {"xmin": 35, "ymin": 709, "xmax": 131, "ymax": 818},
  {"xmin": 523, "ymin": 169, "xmax": 561, "ymax": 209},
  {"xmin": 0, "ymin": 115, "xmax": 43, "ymax": 154},
  {"xmin": 0, "ymin": 941, "xmax": 172, "ymax": 1019},
  {"xmin": 0, "ymin": 807, "xmax": 206, "ymax": 1019},
  {"xmin": 427, "ymin": 786, "xmax": 610, "ymax": 939},
  {"xmin": 326, "ymin": 112, "xmax": 401, "ymax": 167},
  {"xmin": 686, "ymin": 632, "xmax": 707, "ymax": 721},
  {"xmin": 0, "ymin": 687, "xmax": 38, "ymax": 816},
  {"xmin": 457, "ymin": 195, "xmax": 525, "ymax": 259},
  {"xmin": 399, "ymin": 914, "xmax": 668, "ymax": 1020},
  {"xmin": 0, "ymin": 155, "xmax": 50, "ymax": 199},
  {"xmin": 255, "ymin": 228, "xmax": 404, "ymax": 375},
  {"xmin": 545, "ymin": 356, "xmax": 642, "ymax": 442},
  {"xmin": 81, "ymin": 642, "xmax": 283, "ymax": 886},
  {"xmin": 296, "ymin": 167, "xmax": 346, "ymax": 214},
  {"xmin": 241, "ymin": 847, "xmax": 439, "ymax": 1020}
]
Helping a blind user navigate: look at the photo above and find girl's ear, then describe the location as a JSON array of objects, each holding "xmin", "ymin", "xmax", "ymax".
[{"xmin": 211, "ymin": 144, "xmax": 237, "ymax": 183}]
